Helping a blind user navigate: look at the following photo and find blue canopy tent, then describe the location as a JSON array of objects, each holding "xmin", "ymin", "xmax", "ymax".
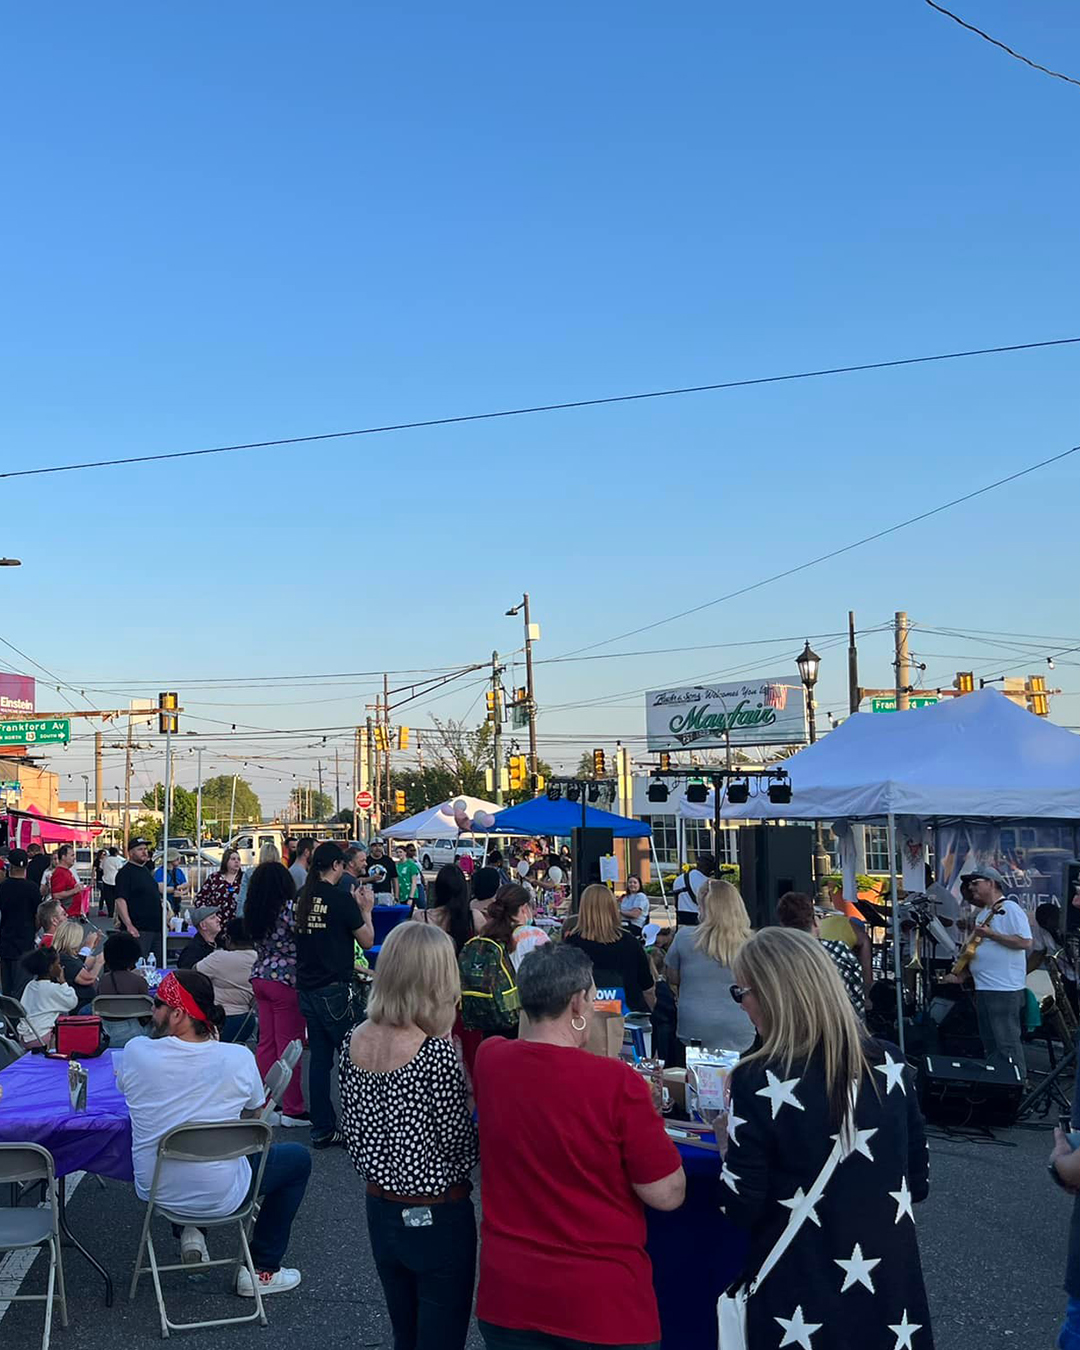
[{"xmin": 489, "ymin": 797, "xmax": 652, "ymax": 838}]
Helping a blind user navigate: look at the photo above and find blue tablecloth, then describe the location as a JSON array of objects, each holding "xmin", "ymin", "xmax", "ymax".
[
  {"xmin": 646, "ymin": 1139, "xmax": 748, "ymax": 1350},
  {"xmin": 0, "ymin": 1049, "xmax": 133, "ymax": 1181},
  {"xmin": 372, "ymin": 904, "xmax": 411, "ymax": 945}
]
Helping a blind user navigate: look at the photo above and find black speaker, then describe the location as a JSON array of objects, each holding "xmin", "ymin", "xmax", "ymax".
[
  {"xmin": 919, "ymin": 1054, "xmax": 1023, "ymax": 1127},
  {"xmin": 571, "ymin": 827, "xmax": 614, "ymax": 904},
  {"xmin": 1066, "ymin": 863, "xmax": 1080, "ymax": 933},
  {"xmin": 738, "ymin": 824, "xmax": 813, "ymax": 929}
]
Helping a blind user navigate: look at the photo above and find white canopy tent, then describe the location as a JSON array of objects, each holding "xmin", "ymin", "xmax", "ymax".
[
  {"xmin": 677, "ymin": 690, "xmax": 1080, "ymax": 1052},
  {"xmin": 378, "ymin": 796, "xmax": 503, "ymax": 840}
]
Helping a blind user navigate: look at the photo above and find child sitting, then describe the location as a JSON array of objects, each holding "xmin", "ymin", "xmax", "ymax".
[{"xmin": 17, "ymin": 947, "xmax": 77, "ymax": 1047}]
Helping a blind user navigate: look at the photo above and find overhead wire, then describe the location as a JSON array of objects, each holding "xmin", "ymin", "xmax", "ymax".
[{"xmin": 923, "ymin": 0, "xmax": 1080, "ymax": 89}]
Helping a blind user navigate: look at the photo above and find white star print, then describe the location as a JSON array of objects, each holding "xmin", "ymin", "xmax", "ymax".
[
  {"xmin": 888, "ymin": 1309, "xmax": 923, "ymax": 1348},
  {"xmin": 831, "ymin": 1124, "xmax": 878, "ymax": 1161},
  {"xmin": 774, "ymin": 1304, "xmax": 823, "ymax": 1348},
  {"xmin": 889, "ymin": 1175, "xmax": 914, "ymax": 1224},
  {"xmin": 756, "ymin": 1070, "xmax": 805, "ymax": 1119},
  {"xmin": 779, "ymin": 1187, "xmax": 822, "ymax": 1227},
  {"xmin": 875, "ymin": 1052, "xmax": 907, "ymax": 1095},
  {"xmin": 834, "ymin": 1242, "xmax": 881, "ymax": 1293},
  {"xmin": 726, "ymin": 1109, "xmax": 747, "ymax": 1146},
  {"xmin": 720, "ymin": 1162, "xmax": 741, "ymax": 1193}
]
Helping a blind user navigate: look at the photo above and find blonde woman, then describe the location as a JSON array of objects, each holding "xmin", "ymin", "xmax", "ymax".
[
  {"xmin": 719, "ymin": 928, "xmax": 933, "ymax": 1348},
  {"xmin": 664, "ymin": 877, "xmax": 754, "ymax": 1050},
  {"xmin": 51, "ymin": 917, "xmax": 105, "ymax": 1008},
  {"xmin": 563, "ymin": 883, "xmax": 655, "ymax": 1012},
  {"xmin": 340, "ymin": 922, "xmax": 478, "ymax": 1350}
]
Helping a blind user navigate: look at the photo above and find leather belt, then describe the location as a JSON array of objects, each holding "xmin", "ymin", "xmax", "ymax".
[{"xmin": 365, "ymin": 1181, "xmax": 471, "ymax": 1206}]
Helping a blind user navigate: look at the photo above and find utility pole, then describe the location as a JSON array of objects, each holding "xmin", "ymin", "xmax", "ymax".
[
  {"xmin": 492, "ymin": 651, "xmax": 504, "ymax": 805},
  {"xmin": 894, "ymin": 611, "xmax": 911, "ymax": 712},
  {"xmin": 317, "ymin": 759, "xmax": 324, "ymax": 819},
  {"xmin": 523, "ymin": 593, "xmax": 539, "ymax": 782},
  {"xmin": 848, "ymin": 611, "xmax": 861, "ymax": 715},
  {"xmin": 160, "ymin": 721, "xmax": 172, "ymax": 966},
  {"xmin": 352, "ymin": 727, "xmax": 361, "ymax": 838},
  {"xmin": 195, "ymin": 747, "xmax": 203, "ymax": 890},
  {"xmin": 383, "ymin": 673, "xmax": 392, "ymax": 828},
  {"xmin": 94, "ymin": 731, "xmax": 103, "ymax": 820},
  {"xmin": 123, "ymin": 718, "xmax": 133, "ymax": 849},
  {"xmin": 366, "ymin": 711, "xmax": 377, "ymax": 830},
  {"xmin": 335, "ymin": 748, "xmax": 341, "ymax": 818}
]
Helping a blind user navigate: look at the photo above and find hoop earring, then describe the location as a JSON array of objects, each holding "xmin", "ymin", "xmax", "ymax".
[{"xmin": 570, "ymin": 1015, "xmax": 587, "ymax": 1032}]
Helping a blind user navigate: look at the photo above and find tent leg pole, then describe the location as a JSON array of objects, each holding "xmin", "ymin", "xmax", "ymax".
[
  {"xmin": 650, "ymin": 836, "xmax": 670, "ymax": 925},
  {"xmin": 888, "ymin": 811, "xmax": 904, "ymax": 1055}
]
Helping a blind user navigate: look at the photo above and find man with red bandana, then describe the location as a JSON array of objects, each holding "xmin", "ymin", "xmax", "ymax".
[{"xmin": 116, "ymin": 968, "xmax": 312, "ymax": 1295}]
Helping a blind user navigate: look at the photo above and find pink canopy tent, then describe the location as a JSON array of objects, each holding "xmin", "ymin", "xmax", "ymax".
[{"xmin": 16, "ymin": 804, "xmax": 102, "ymax": 845}]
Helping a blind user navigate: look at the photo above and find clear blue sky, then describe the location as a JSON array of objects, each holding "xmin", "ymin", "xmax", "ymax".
[{"xmin": 1, "ymin": 2, "xmax": 1078, "ymax": 811}]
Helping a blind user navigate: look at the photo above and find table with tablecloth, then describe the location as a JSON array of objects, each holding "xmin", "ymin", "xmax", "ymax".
[{"xmin": 646, "ymin": 1138, "xmax": 748, "ymax": 1350}]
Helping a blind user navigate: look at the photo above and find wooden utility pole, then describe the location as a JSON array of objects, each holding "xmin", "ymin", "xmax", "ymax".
[
  {"xmin": 123, "ymin": 719, "xmax": 133, "ymax": 848},
  {"xmin": 491, "ymin": 651, "xmax": 504, "ymax": 805},
  {"xmin": 894, "ymin": 611, "xmax": 911, "ymax": 712},
  {"xmin": 367, "ymin": 710, "xmax": 378, "ymax": 828},
  {"xmin": 383, "ymin": 673, "xmax": 392, "ymax": 826},
  {"xmin": 848, "ymin": 611, "xmax": 861, "ymax": 715}
]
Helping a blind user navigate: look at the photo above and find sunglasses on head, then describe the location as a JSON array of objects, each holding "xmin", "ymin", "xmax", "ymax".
[{"xmin": 729, "ymin": 984, "xmax": 753, "ymax": 1005}]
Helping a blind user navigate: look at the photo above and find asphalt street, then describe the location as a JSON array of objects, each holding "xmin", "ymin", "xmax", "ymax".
[{"xmin": 0, "ymin": 1069, "xmax": 1071, "ymax": 1350}]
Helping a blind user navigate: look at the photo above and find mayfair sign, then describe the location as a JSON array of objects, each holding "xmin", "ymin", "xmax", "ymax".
[{"xmin": 645, "ymin": 676, "xmax": 808, "ymax": 751}]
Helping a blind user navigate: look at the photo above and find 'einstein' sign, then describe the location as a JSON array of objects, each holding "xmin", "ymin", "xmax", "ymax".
[{"xmin": 645, "ymin": 677, "xmax": 807, "ymax": 751}]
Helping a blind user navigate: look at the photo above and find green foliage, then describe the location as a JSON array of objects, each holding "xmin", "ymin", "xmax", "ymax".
[
  {"xmin": 198, "ymin": 776, "xmax": 262, "ymax": 834},
  {"xmin": 289, "ymin": 787, "xmax": 333, "ymax": 822},
  {"xmin": 140, "ymin": 784, "xmax": 198, "ymax": 837},
  {"xmin": 128, "ymin": 814, "xmax": 163, "ymax": 847},
  {"xmin": 331, "ymin": 808, "xmax": 356, "ymax": 826}
]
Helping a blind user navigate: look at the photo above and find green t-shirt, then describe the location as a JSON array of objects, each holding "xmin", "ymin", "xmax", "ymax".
[{"xmin": 396, "ymin": 859, "xmax": 422, "ymax": 902}]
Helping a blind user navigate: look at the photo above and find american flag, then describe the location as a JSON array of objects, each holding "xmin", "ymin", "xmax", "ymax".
[{"xmin": 763, "ymin": 682, "xmax": 788, "ymax": 710}]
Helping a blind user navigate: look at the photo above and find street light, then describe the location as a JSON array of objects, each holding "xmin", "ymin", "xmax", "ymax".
[
  {"xmin": 796, "ymin": 640, "xmax": 830, "ymax": 887},
  {"xmin": 505, "ymin": 593, "xmax": 539, "ymax": 785},
  {"xmin": 0, "ymin": 559, "xmax": 20, "ymax": 567},
  {"xmin": 80, "ymin": 774, "xmax": 89, "ymax": 822}
]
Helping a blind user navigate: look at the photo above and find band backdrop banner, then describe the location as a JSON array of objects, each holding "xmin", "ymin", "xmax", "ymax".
[
  {"xmin": 645, "ymin": 675, "xmax": 807, "ymax": 752},
  {"xmin": 936, "ymin": 820, "xmax": 1080, "ymax": 915}
]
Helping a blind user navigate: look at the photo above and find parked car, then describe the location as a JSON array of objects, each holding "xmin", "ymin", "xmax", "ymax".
[
  {"xmin": 418, "ymin": 836, "xmax": 488, "ymax": 872},
  {"xmin": 152, "ymin": 836, "xmax": 201, "ymax": 865}
]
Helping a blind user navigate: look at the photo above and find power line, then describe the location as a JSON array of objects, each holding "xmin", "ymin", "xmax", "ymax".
[
  {"xmin": 2, "ymin": 336, "xmax": 1078, "ymax": 481},
  {"xmin": 554, "ymin": 441, "xmax": 1080, "ymax": 659},
  {"xmin": 924, "ymin": 1, "xmax": 1080, "ymax": 89}
]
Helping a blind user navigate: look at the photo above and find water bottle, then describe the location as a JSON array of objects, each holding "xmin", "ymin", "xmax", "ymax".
[
  {"xmin": 147, "ymin": 951, "xmax": 157, "ymax": 976},
  {"xmin": 136, "ymin": 957, "xmax": 146, "ymax": 974}
]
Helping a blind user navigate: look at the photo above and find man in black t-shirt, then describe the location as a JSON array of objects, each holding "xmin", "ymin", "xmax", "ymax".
[
  {"xmin": 115, "ymin": 838, "xmax": 168, "ymax": 962},
  {"xmin": 26, "ymin": 844, "xmax": 49, "ymax": 894},
  {"xmin": 364, "ymin": 840, "xmax": 397, "ymax": 900},
  {"xmin": 0, "ymin": 850, "xmax": 41, "ymax": 996}
]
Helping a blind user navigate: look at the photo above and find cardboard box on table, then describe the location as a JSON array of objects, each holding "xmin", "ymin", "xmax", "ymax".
[{"xmin": 517, "ymin": 985, "xmax": 626, "ymax": 1058}]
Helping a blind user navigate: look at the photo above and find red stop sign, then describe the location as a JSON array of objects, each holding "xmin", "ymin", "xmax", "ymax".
[{"xmin": 355, "ymin": 790, "xmax": 373, "ymax": 810}]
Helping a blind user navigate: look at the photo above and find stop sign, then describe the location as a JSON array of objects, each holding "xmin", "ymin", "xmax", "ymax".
[{"xmin": 355, "ymin": 790, "xmax": 373, "ymax": 810}]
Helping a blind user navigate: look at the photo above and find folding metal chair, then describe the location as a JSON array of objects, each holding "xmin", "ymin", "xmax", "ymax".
[
  {"xmin": 91, "ymin": 994, "xmax": 154, "ymax": 1049},
  {"xmin": 260, "ymin": 1056, "xmax": 296, "ymax": 1123},
  {"xmin": 0, "ymin": 993, "xmax": 26, "ymax": 1039},
  {"xmin": 282, "ymin": 1037, "xmax": 303, "ymax": 1072},
  {"xmin": 128, "ymin": 1120, "xmax": 273, "ymax": 1336},
  {"xmin": 0, "ymin": 1032, "xmax": 25, "ymax": 1069},
  {"xmin": 0, "ymin": 1144, "xmax": 68, "ymax": 1350}
]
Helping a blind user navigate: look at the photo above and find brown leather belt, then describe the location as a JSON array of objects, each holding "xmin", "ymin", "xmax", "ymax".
[{"xmin": 365, "ymin": 1181, "xmax": 471, "ymax": 1206}]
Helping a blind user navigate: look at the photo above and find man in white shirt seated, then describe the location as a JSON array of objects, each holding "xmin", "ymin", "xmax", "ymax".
[{"xmin": 116, "ymin": 969, "xmax": 311, "ymax": 1297}]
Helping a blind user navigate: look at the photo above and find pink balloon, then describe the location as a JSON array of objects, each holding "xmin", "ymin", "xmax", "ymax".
[
  {"xmin": 439, "ymin": 803, "xmax": 456, "ymax": 818},
  {"xmin": 453, "ymin": 799, "xmax": 468, "ymax": 814}
]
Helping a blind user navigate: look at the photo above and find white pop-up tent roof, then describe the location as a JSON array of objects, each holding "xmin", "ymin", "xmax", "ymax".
[
  {"xmin": 680, "ymin": 689, "xmax": 1080, "ymax": 822},
  {"xmin": 378, "ymin": 796, "xmax": 503, "ymax": 840}
]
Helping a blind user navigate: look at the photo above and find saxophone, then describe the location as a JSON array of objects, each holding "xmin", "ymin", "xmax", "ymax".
[{"xmin": 1045, "ymin": 946, "xmax": 1079, "ymax": 1042}]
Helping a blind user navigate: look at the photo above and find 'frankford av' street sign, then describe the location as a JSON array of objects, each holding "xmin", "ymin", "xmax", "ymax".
[{"xmin": 0, "ymin": 718, "xmax": 71, "ymax": 746}]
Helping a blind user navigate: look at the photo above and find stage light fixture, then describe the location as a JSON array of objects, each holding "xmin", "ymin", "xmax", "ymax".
[
  {"xmin": 767, "ymin": 779, "xmax": 792, "ymax": 805},
  {"xmin": 685, "ymin": 781, "xmax": 708, "ymax": 804},
  {"xmin": 566, "ymin": 783, "xmax": 581, "ymax": 802},
  {"xmin": 647, "ymin": 781, "xmax": 669, "ymax": 803},
  {"xmin": 587, "ymin": 783, "xmax": 601, "ymax": 803},
  {"xmin": 546, "ymin": 784, "xmax": 562, "ymax": 802},
  {"xmin": 727, "ymin": 779, "xmax": 750, "ymax": 804}
]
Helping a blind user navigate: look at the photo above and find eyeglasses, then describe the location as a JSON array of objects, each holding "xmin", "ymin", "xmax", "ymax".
[{"xmin": 729, "ymin": 984, "xmax": 753, "ymax": 1004}]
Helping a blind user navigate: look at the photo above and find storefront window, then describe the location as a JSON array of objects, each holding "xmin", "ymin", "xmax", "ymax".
[{"xmin": 644, "ymin": 814, "xmax": 677, "ymax": 865}]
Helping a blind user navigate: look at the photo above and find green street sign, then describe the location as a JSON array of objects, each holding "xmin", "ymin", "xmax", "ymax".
[
  {"xmin": 0, "ymin": 718, "xmax": 71, "ymax": 745},
  {"xmin": 871, "ymin": 696, "xmax": 939, "ymax": 713},
  {"xmin": 0, "ymin": 780, "xmax": 20, "ymax": 791}
]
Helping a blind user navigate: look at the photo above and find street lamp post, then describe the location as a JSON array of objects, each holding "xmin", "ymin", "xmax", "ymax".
[
  {"xmin": 80, "ymin": 774, "xmax": 89, "ymax": 822},
  {"xmin": 796, "ymin": 641, "xmax": 831, "ymax": 889},
  {"xmin": 505, "ymin": 594, "xmax": 539, "ymax": 787}
]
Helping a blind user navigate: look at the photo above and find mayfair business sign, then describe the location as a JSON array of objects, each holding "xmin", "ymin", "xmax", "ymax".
[
  {"xmin": 0, "ymin": 675, "xmax": 35, "ymax": 717},
  {"xmin": 645, "ymin": 677, "xmax": 808, "ymax": 751}
]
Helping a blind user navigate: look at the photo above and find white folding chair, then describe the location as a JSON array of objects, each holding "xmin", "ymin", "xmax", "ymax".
[
  {"xmin": 260, "ymin": 1057, "xmax": 296, "ymax": 1123},
  {"xmin": 128, "ymin": 1120, "xmax": 272, "ymax": 1336},
  {"xmin": 282, "ymin": 1037, "xmax": 303, "ymax": 1072},
  {"xmin": 0, "ymin": 993, "xmax": 26, "ymax": 1040},
  {"xmin": 0, "ymin": 1033, "xmax": 25, "ymax": 1069},
  {"xmin": 0, "ymin": 1144, "xmax": 68, "ymax": 1350}
]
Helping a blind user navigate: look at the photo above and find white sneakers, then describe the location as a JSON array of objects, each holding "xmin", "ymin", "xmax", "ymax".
[
  {"xmin": 280, "ymin": 1114, "xmax": 309, "ymax": 1128},
  {"xmin": 179, "ymin": 1227, "xmax": 209, "ymax": 1265},
  {"xmin": 236, "ymin": 1266, "xmax": 302, "ymax": 1297}
]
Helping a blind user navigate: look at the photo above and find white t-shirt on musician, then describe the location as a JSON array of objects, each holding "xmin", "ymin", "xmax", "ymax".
[
  {"xmin": 116, "ymin": 1035, "xmax": 263, "ymax": 1218},
  {"xmin": 969, "ymin": 899, "xmax": 1032, "ymax": 992},
  {"xmin": 674, "ymin": 869, "xmax": 707, "ymax": 916}
]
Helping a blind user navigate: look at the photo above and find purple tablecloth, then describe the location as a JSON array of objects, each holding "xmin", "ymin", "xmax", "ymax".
[{"xmin": 0, "ymin": 1050, "xmax": 134, "ymax": 1181}]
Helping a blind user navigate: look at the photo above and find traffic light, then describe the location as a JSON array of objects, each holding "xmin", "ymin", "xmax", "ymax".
[
  {"xmin": 514, "ymin": 687, "xmax": 527, "ymax": 705},
  {"xmin": 158, "ymin": 691, "xmax": 178, "ymax": 735},
  {"xmin": 1028, "ymin": 675, "xmax": 1049, "ymax": 717},
  {"xmin": 509, "ymin": 755, "xmax": 527, "ymax": 790},
  {"xmin": 955, "ymin": 671, "xmax": 975, "ymax": 694},
  {"xmin": 659, "ymin": 752, "xmax": 671, "ymax": 773},
  {"xmin": 485, "ymin": 690, "xmax": 504, "ymax": 723},
  {"xmin": 530, "ymin": 772, "xmax": 545, "ymax": 792},
  {"xmin": 394, "ymin": 789, "xmax": 407, "ymax": 814},
  {"xmin": 397, "ymin": 725, "xmax": 410, "ymax": 750},
  {"xmin": 373, "ymin": 724, "xmax": 388, "ymax": 752},
  {"xmin": 593, "ymin": 748, "xmax": 606, "ymax": 778}
]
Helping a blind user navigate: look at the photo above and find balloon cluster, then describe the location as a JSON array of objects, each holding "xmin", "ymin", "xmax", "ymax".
[{"xmin": 438, "ymin": 798, "xmax": 497, "ymax": 833}]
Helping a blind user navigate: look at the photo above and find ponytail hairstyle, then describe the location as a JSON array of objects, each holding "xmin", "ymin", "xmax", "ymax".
[
  {"xmin": 172, "ymin": 968, "xmax": 227, "ymax": 1039},
  {"xmin": 481, "ymin": 884, "xmax": 532, "ymax": 947},
  {"xmin": 296, "ymin": 841, "xmax": 345, "ymax": 932}
]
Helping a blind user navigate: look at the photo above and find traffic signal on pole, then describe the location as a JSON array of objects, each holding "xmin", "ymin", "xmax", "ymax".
[
  {"xmin": 530, "ymin": 772, "xmax": 545, "ymax": 792},
  {"xmin": 397, "ymin": 725, "xmax": 410, "ymax": 750},
  {"xmin": 955, "ymin": 671, "xmax": 975, "ymax": 694},
  {"xmin": 373, "ymin": 725, "xmax": 387, "ymax": 751},
  {"xmin": 394, "ymin": 789, "xmax": 406, "ymax": 814},
  {"xmin": 509, "ymin": 755, "xmax": 527, "ymax": 790},
  {"xmin": 486, "ymin": 690, "xmax": 496, "ymax": 719},
  {"xmin": 1028, "ymin": 675, "xmax": 1049, "ymax": 717},
  {"xmin": 593, "ymin": 748, "xmax": 606, "ymax": 778},
  {"xmin": 158, "ymin": 691, "xmax": 178, "ymax": 734},
  {"xmin": 659, "ymin": 752, "xmax": 671, "ymax": 772}
]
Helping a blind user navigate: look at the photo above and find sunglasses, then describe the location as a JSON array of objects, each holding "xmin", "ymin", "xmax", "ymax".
[{"xmin": 729, "ymin": 984, "xmax": 753, "ymax": 1005}]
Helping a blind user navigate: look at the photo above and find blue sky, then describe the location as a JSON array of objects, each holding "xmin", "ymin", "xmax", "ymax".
[{"xmin": 1, "ymin": 2, "xmax": 1078, "ymax": 811}]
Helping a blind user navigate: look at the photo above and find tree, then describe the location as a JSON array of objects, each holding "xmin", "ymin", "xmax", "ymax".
[
  {"xmin": 140, "ymin": 784, "xmax": 198, "ymax": 837},
  {"xmin": 331, "ymin": 808, "xmax": 356, "ymax": 827},
  {"xmin": 128, "ymin": 814, "xmax": 163, "ymax": 847},
  {"xmin": 426, "ymin": 718, "xmax": 495, "ymax": 798},
  {"xmin": 198, "ymin": 775, "xmax": 262, "ymax": 838},
  {"xmin": 574, "ymin": 752, "xmax": 596, "ymax": 780},
  {"xmin": 289, "ymin": 787, "xmax": 333, "ymax": 822}
]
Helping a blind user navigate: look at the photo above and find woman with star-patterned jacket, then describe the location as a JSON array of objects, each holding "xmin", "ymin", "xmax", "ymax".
[{"xmin": 718, "ymin": 927, "xmax": 933, "ymax": 1350}]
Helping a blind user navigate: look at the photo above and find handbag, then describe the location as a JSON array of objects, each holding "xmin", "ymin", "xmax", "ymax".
[
  {"xmin": 52, "ymin": 1014, "xmax": 107, "ymax": 1059},
  {"xmin": 717, "ymin": 1120, "xmax": 852, "ymax": 1349}
]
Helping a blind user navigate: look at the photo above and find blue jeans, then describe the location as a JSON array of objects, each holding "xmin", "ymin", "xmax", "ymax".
[
  {"xmin": 221, "ymin": 1009, "xmax": 258, "ymax": 1045},
  {"xmin": 1061, "ymin": 1296, "xmax": 1080, "ymax": 1350},
  {"xmin": 297, "ymin": 982, "xmax": 361, "ymax": 1139},
  {"xmin": 249, "ymin": 1143, "xmax": 312, "ymax": 1273}
]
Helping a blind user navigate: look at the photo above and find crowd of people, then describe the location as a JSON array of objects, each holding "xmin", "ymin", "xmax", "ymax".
[{"xmin": 23, "ymin": 829, "xmax": 1080, "ymax": 1346}]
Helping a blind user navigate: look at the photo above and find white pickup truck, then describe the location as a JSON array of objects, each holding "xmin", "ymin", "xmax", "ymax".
[{"xmin": 418, "ymin": 837, "xmax": 487, "ymax": 872}]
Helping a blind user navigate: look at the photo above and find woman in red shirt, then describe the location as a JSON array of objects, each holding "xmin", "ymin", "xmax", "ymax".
[{"xmin": 473, "ymin": 943, "xmax": 685, "ymax": 1350}]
